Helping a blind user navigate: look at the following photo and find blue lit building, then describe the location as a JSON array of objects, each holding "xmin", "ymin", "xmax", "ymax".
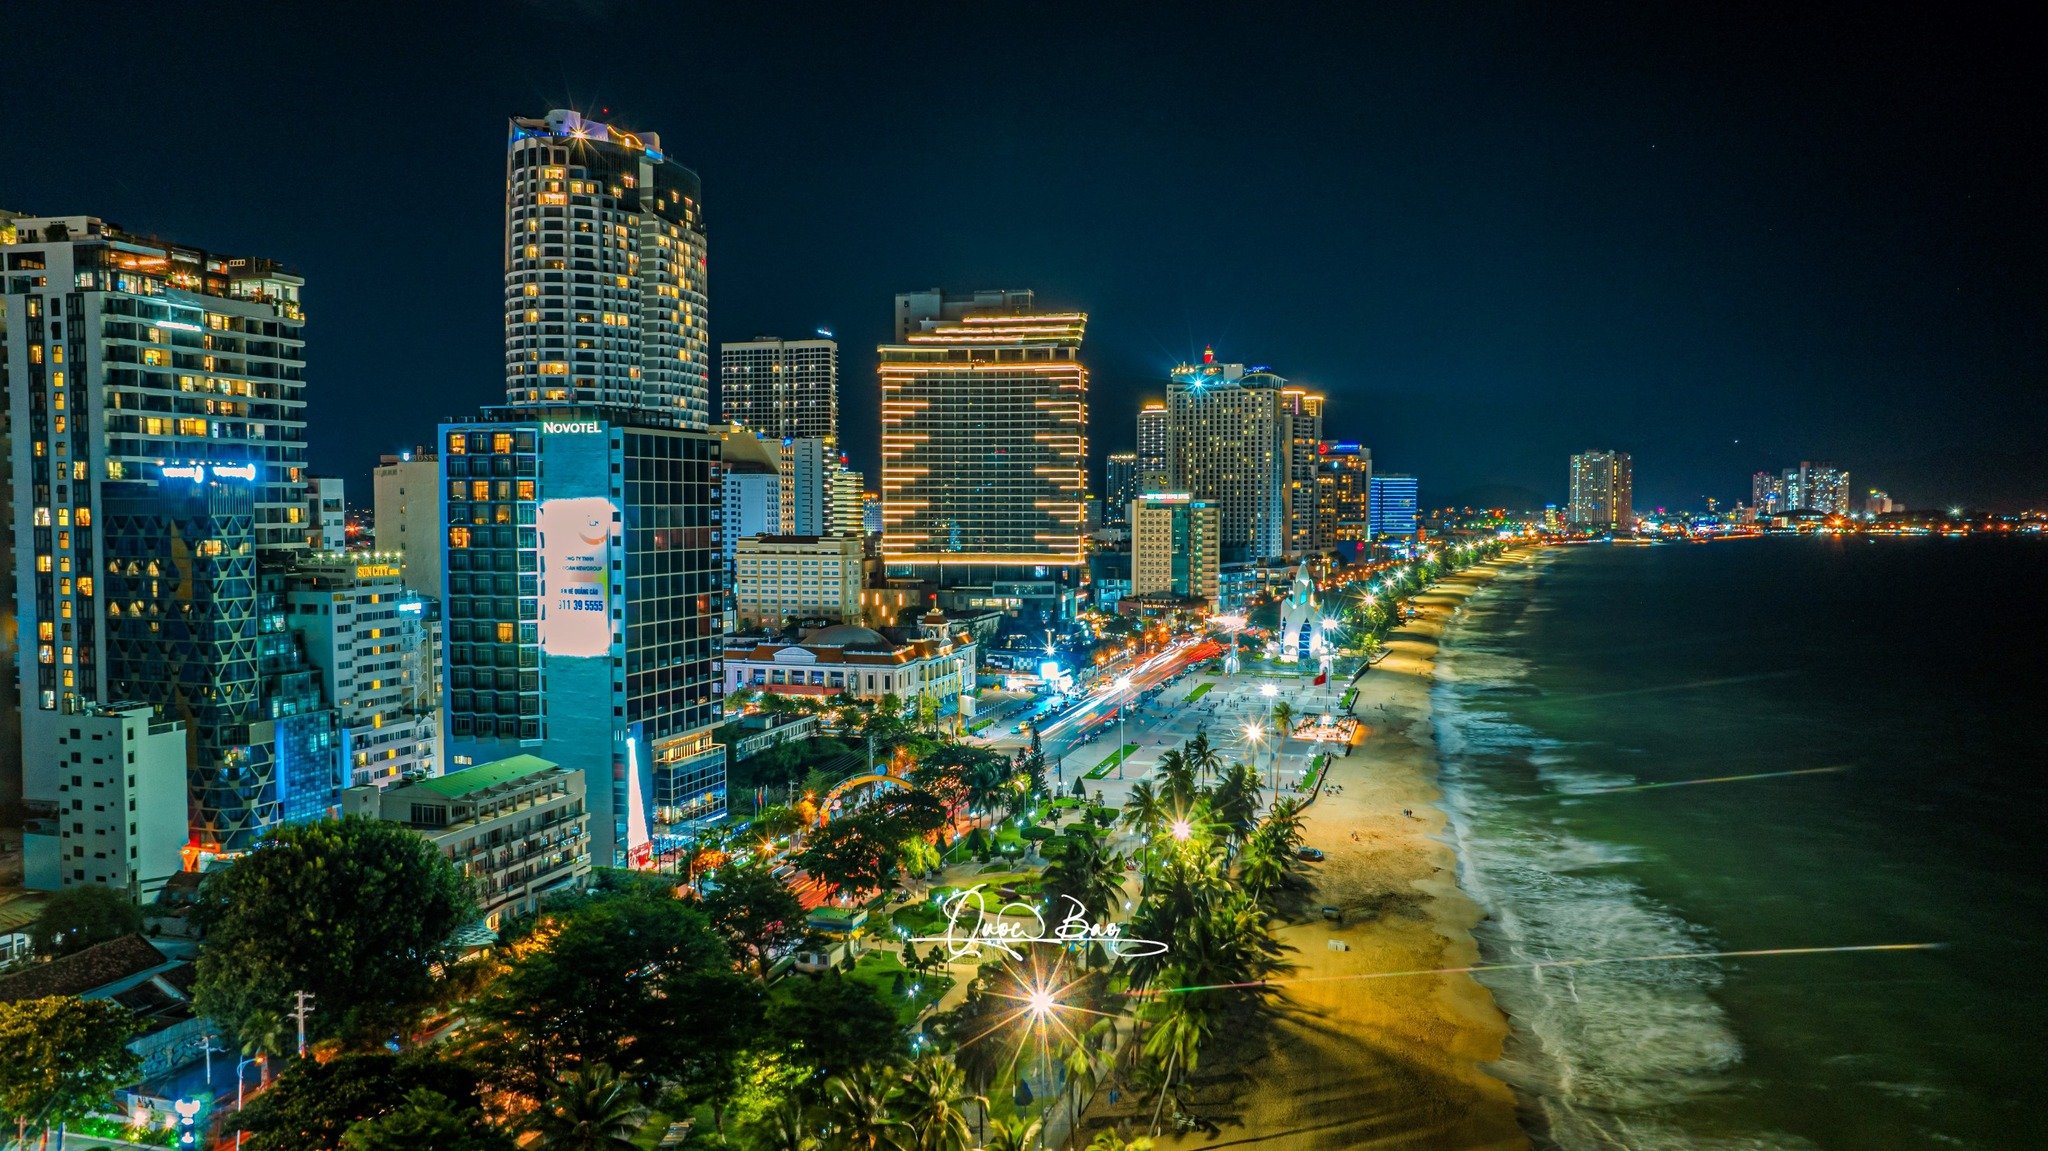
[
  {"xmin": 101, "ymin": 475, "xmax": 338, "ymax": 855},
  {"xmin": 1369, "ymin": 474, "xmax": 1420, "ymax": 539},
  {"xmin": 438, "ymin": 408, "xmax": 725, "ymax": 868}
]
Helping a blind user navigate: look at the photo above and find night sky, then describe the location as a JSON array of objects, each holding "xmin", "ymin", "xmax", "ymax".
[{"xmin": 7, "ymin": 3, "xmax": 2042, "ymax": 510}]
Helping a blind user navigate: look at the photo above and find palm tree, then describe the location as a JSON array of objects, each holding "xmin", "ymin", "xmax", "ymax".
[
  {"xmin": 753, "ymin": 1098, "xmax": 815, "ymax": 1151},
  {"xmin": 237, "ymin": 1008, "xmax": 289, "ymax": 1081},
  {"xmin": 1185, "ymin": 732, "xmax": 1225, "ymax": 785},
  {"xmin": 1119, "ymin": 779, "xmax": 1164, "ymax": 839},
  {"xmin": 982, "ymin": 1113, "xmax": 1043, "ymax": 1151},
  {"xmin": 1270, "ymin": 701, "xmax": 1296, "ymax": 748},
  {"xmin": 1210, "ymin": 763, "xmax": 1262, "ymax": 844},
  {"xmin": 820, "ymin": 1064, "xmax": 907, "ymax": 1151},
  {"xmin": 896, "ymin": 1053, "xmax": 981, "ymax": 1151},
  {"xmin": 531, "ymin": 1064, "xmax": 644, "ymax": 1150},
  {"xmin": 1236, "ymin": 830, "xmax": 1289, "ymax": 905},
  {"xmin": 1042, "ymin": 835, "xmax": 1126, "ymax": 961},
  {"xmin": 1086, "ymin": 1128, "xmax": 1155, "ymax": 1151},
  {"xmin": 1156, "ymin": 748, "xmax": 1196, "ymax": 810},
  {"xmin": 1259, "ymin": 797, "xmax": 1308, "ymax": 855}
]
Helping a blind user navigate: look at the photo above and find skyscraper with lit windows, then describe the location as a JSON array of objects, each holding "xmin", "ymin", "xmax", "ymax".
[
  {"xmin": 879, "ymin": 290, "xmax": 1088, "ymax": 623},
  {"xmin": 1568, "ymin": 451, "xmax": 1633, "ymax": 529},
  {"xmin": 720, "ymin": 336, "xmax": 837, "ymax": 442},
  {"xmin": 504, "ymin": 109, "xmax": 710, "ymax": 427},
  {"xmin": 1165, "ymin": 349, "xmax": 1324, "ymax": 561},
  {"xmin": 4, "ymin": 214, "xmax": 328, "ymax": 866}
]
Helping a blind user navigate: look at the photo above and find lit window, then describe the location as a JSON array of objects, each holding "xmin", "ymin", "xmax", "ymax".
[{"xmin": 449, "ymin": 527, "xmax": 471, "ymax": 549}]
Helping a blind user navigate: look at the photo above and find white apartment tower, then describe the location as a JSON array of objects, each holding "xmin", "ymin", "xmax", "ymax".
[
  {"xmin": 1568, "ymin": 450, "xmax": 1634, "ymax": 529},
  {"xmin": 285, "ymin": 554, "xmax": 442, "ymax": 789},
  {"xmin": 720, "ymin": 336, "xmax": 838, "ymax": 442},
  {"xmin": 503, "ymin": 109, "xmax": 711, "ymax": 427}
]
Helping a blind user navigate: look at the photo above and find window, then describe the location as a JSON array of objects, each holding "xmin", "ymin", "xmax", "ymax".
[{"xmin": 496, "ymin": 623, "xmax": 516, "ymax": 643}]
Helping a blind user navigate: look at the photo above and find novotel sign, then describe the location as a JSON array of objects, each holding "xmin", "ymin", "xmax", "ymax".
[
  {"xmin": 543, "ymin": 420, "xmax": 603, "ymax": 434},
  {"xmin": 161, "ymin": 462, "xmax": 258, "ymax": 483}
]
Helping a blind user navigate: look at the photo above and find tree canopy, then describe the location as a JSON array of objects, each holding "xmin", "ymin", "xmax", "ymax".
[
  {"xmin": 227, "ymin": 1051, "xmax": 487, "ymax": 1151},
  {"xmin": 700, "ymin": 864, "xmax": 807, "ymax": 976},
  {"xmin": 765, "ymin": 973, "xmax": 903, "ymax": 1075},
  {"xmin": 0, "ymin": 995, "xmax": 140, "ymax": 1135},
  {"xmin": 30, "ymin": 885, "xmax": 144, "ymax": 957},
  {"xmin": 193, "ymin": 816, "xmax": 475, "ymax": 1047},
  {"xmin": 338, "ymin": 1087, "xmax": 514, "ymax": 1151}
]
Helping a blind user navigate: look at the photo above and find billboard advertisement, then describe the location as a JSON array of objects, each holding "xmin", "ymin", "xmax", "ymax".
[{"xmin": 539, "ymin": 496, "xmax": 618, "ymax": 658}]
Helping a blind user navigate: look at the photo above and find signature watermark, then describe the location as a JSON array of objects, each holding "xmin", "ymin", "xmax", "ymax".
[{"xmin": 909, "ymin": 883, "xmax": 1169, "ymax": 961}]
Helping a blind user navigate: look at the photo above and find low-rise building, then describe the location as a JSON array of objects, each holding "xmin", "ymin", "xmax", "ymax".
[
  {"xmin": 733, "ymin": 535, "xmax": 864, "ymax": 628},
  {"xmin": 22, "ymin": 704, "xmax": 187, "ymax": 897},
  {"xmin": 345, "ymin": 754, "xmax": 589, "ymax": 929},
  {"xmin": 722, "ymin": 619, "xmax": 976, "ymax": 709}
]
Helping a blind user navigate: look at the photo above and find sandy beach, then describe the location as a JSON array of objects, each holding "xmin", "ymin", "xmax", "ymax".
[{"xmin": 1141, "ymin": 556, "xmax": 1529, "ymax": 1150}]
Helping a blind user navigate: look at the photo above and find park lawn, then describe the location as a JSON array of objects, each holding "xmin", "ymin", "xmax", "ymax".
[
  {"xmin": 1186, "ymin": 682, "xmax": 1213, "ymax": 702},
  {"xmin": 1084, "ymin": 743, "xmax": 1141, "ymax": 780},
  {"xmin": 630, "ymin": 1111, "xmax": 680, "ymax": 1149},
  {"xmin": 847, "ymin": 949, "xmax": 954, "ymax": 1027},
  {"xmin": 1339, "ymin": 687, "xmax": 1358, "ymax": 709}
]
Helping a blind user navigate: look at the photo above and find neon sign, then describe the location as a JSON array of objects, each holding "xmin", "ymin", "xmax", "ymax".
[
  {"xmin": 543, "ymin": 420, "xmax": 601, "ymax": 434},
  {"xmin": 160, "ymin": 462, "xmax": 257, "ymax": 483}
]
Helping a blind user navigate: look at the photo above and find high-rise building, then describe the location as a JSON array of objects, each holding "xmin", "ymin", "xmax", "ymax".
[
  {"xmin": 1130, "ymin": 494, "xmax": 1221, "ymax": 608},
  {"xmin": 438, "ymin": 411, "xmax": 724, "ymax": 867},
  {"xmin": 862, "ymin": 491, "xmax": 883, "ymax": 536},
  {"xmin": 1783, "ymin": 462, "xmax": 1850, "ymax": 514},
  {"xmin": 732, "ymin": 535, "xmax": 865, "ymax": 628},
  {"xmin": 285, "ymin": 554, "xmax": 441, "ymax": 790},
  {"xmin": 306, "ymin": 476, "xmax": 346, "ymax": 551},
  {"xmin": 20, "ymin": 704, "xmax": 187, "ymax": 897},
  {"xmin": 719, "ymin": 336, "xmax": 837, "ymax": 442},
  {"xmin": 1567, "ymin": 451, "xmax": 1634, "ymax": 530},
  {"xmin": 718, "ymin": 426, "xmax": 782, "ymax": 566},
  {"xmin": 1316, "ymin": 442, "xmax": 1372, "ymax": 550},
  {"xmin": 99, "ymin": 476, "xmax": 339, "ymax": 855},
  {"xmin": 879, "ymin": 290, "xmax": 1088, "ymax": 623},
  {"xmin": 1165, "ymin": 349, "xmax": 1323, "ymax": 561},
  {"xmin": 1751, "ymin": 471, "xmax": 1787, "ymax": 517},
  {"xmin": 373, "ymin": 449, "xmax": 443, "ymax": 598},
  {"xmin": 503, "ymin": 110, "xmax": 710, "ymax": 426},
  {"xmin": 778, "ymin": 436, "xmax": 834, "ymax": 536},
  {"xmin": 1282, "ymin": 386, "xmax": 1325, "ymax": 555},
  {"xmin": 5, "ymin": 215, "xmax": 319, "ymax": 860},
  {"xmin": 1103, "ymin": 452, "xmax": 1139, "ymax": 526},
  {"xmin": 1865, "ymin": 489, "xmax": 1893, "ymax": 515},
  {"xmin": 1368, "ymin": 474, "xmax": 1420, "ymax": 538},
  {"xmin": 830, "ymin": 463, "xmax": 864, "ymax": 539},
  {"xmin": 1136, "ymin": 402, "xmax": 1170, "ymax": 493}
]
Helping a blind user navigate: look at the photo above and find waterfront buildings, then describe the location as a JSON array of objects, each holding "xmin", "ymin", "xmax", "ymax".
[
  {"xmin": 1784, "ymin": 462, "xmax": 1851, "ymax": 514},
  {"xmin": 1751, "ymin": 470, "xmax": 1787, "ymax": 517},
  {"xmin": 503, "ymin": 109, "xmax": 710, "ymax": 427},
  {"xmin": 1136, "ymin": 401, "xmax": 1170, "ymax": 493},
  {"xmin": 1164, "ymin": 350, "xmax": 1324, "ymax": 561},
  {"xmin": 1568, "ymin": 451, "xmax": 1634, "ymax": 530},
  {"xmin": 20, "ymin": 704, "xmax": 187, "ymax": 897},
  {"xmin": 1130, "ymin": 494, "xmax": 1221, "ymax": 607},
  {"xmin": 4, "ymin": 214, "xmax": 326, "ymax": 861},
  {"xmin": 345, "ymin": 753, "xmax": 589, "ymax": 929},
  {"xmin": 1865, "ymin": 488, "xmax": 1894, "ymax": 515},
  {"xmin": 879, "ymin": 290, "xmax": 1088, "ymax": 624},
  {"xmin": 1103, "ymin": 452, "xmax": 1139, "ymax": 526},
  {"xmin": 732, "ymin": 534, "xmax": 864, "ymax": 629},
  {"xmin": 719, "ymin": 335, "xmax": 837, "ymax": 442},
  {"xmin": 373, "ymin": 449, "xmax": 443, "ymax": 598},
  {"xmin": 723, "ymin": 620, "xmax": 975, "ymax": 708},
  {"xmin": 285, "ymin": 553, "xmax": 441, "ymax": 790},
  {"xmin": 1316, "ymin": 442, "xmax": 1372, "ymax": 552},
  {"xmin": 1368, "ymin": 474, "xmax": 1420, "ymax": 538}
]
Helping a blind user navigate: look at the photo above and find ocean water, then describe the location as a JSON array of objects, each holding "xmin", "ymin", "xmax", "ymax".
[{"xmin": 1434, "ymin": 537, "xmax": 2048, "ymax": 1150}]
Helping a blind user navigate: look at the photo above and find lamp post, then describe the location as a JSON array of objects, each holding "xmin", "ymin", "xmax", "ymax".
[
  {"xmin": 193, "ymin": 1032, "xmax": 226, "ymax": 1088},
  {"xmin": 1113, "ymin": 675, "xmax": 1132, "ymax": 778},
  {"xmin": 234, "ymin": 1054, "xmax": 266, "ymax": 1150}
]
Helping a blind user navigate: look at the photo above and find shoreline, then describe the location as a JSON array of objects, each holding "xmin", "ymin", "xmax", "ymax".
[{"xmin": 1146, "ymin": 552, "xmax": 1532, "ymax": 1150}]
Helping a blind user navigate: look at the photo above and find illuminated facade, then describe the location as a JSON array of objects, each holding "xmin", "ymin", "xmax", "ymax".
[
  {"xmin": 1568, "ymin": 451, "xmax": 1633, "ymax": 529},
  {"xmin": 4, "ymin": 214, "xmax": 316, "ymax": 860},
  {"xmin": 1103, "ymin": 452, "xmax": 1139, "ymax": 526},
  {"xmin": 1136, "ymin": 401, "xmax": 1170, "ymax": 492},
  {"xmin": 504, "ymin": 110, "xmax": 710, "ymax": 427},
  {"xmin": 1751, "ymin": 470, "xmax": 1787, "ymax": 516},
  {"xmin": 1369, "ymin": 474, "xmax": 1420, "ymax": 538},
  {"xmin": 1783, "ymin": 462, "xmax": 1850, "ymax": 515},
  {"xmin": 778, "ymin": 436, "xmax": 834, "ymax": 536},
  {"xmin": 1165, "ymin": 351, "xmax": 1324, "ymax": 561},
  {"xmin": 1130, "ymin": 494, "xmax": 1221, "ymax": 607},
  {"xmin": 719, "ymin": 336, "xmax": 837, "ymax": 441},
  {"xmin": 879, "ymin": 290, "xmax": 1088, "ymax": 623},
  {"xmin": 285, "ymin": 555, "xmax": 441, "ymax": 790},
  {"xmin": 438, "ymin": 410, "xmax": 725, "ymax": 866},
  {"xmin": 732, "ymin": 534, "xmax": 864, "ymax": 628},
  {"xmin": 372, "ymin": 450, "xmax": 443, "ymax": 597},
  {"xmin": 723, "ymin": 622, "xmax": 975, "ymax": 708},
  {"xmin": 1316, "ymin": 442, "xmax": 1373, "ymax": 550}
]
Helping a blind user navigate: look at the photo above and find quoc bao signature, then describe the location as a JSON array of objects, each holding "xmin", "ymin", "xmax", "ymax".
[{"xmin": 907, "ymin": 883, "xmax": 1170, "ymax": 961}]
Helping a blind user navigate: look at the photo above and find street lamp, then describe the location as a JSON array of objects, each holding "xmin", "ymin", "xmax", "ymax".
[{"xmin": 1113, "ymin": 675, "xmax": 1133, "ymax": 778}]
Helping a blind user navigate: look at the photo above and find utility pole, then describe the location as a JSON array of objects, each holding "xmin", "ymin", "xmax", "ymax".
[
  {"xmin": 194, "ymin": 1031, "xmax": 227, "ymax": 1087},
  {"xmin": 289, "ymin": 990, "xmax": 316, "ymax": 1058}
]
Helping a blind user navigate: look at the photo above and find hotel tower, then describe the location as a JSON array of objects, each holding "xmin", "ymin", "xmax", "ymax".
[{"xmin": 879, "ymin": 290, "xmax": 1088, "ymax": 623}]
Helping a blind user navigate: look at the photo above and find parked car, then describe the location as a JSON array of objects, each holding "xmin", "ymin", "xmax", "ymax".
[{"xmin": 1296, "ymin": 847, "xmax": 1325, "ymax": 862}]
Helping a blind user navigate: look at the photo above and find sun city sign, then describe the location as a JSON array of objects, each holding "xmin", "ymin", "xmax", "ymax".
[
  {"xmin": 160, "ymin": 462, "xmax": 258, "ymax": 482},
  {"xmin": 910, "ymin": 884, "xmax": 1168, "ymax": 962}
]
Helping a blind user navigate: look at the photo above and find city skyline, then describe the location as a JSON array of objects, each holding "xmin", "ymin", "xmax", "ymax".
[{"xmin": 5, "ymin": 6, "xmax": 2040, "ymax": 512}]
